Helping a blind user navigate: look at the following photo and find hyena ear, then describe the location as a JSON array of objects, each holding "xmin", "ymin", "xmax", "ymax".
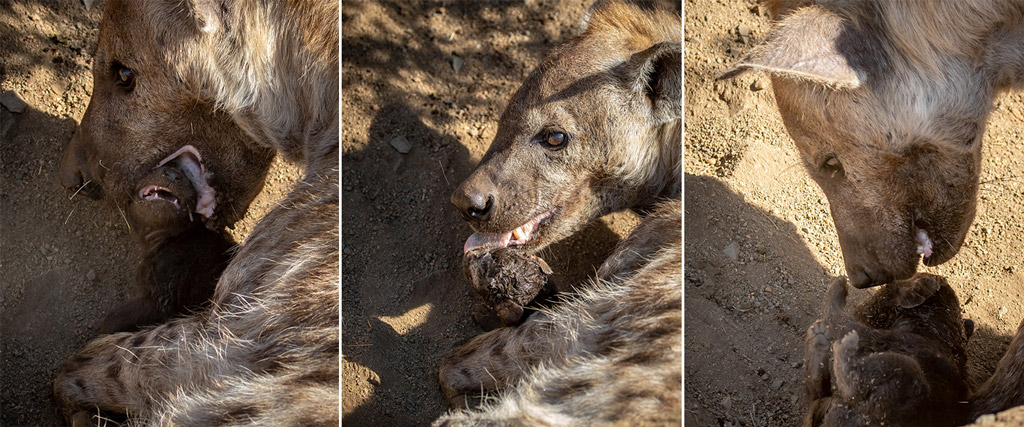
[
  {"xmin": 624, "ymin": 41, "xmax": 681, "ymax": 125},
  {"xmin": 186, "ymin": 0, "xmax": 221, "ymax": 33},
  {"xmin": 718, "ymin": 7, "xmax": 867, "ymax": 89}
]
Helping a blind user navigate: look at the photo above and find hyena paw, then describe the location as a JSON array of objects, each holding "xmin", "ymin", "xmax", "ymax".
[{"xmin": 804, "ymin": 320, "xmax": 832, "ymax": 399}]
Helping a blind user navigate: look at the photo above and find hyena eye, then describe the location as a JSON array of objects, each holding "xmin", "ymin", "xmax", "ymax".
[
  {"xmin": 538, "ymin": 132, "xmax": 567, "ymax": 150},
  {"xmin": 115, "ymin": 66, "xmax": 136, "ymax": 89}
]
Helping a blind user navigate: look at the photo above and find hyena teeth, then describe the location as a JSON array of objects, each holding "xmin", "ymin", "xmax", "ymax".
[{"xmin": 512, "ymin": 227, "xmax": 523, "ymax": 241}]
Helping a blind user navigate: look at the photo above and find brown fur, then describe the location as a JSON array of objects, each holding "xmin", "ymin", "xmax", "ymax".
[
  {"xmin": 721, "ymin": 0, "xmax": 1024, "ymax": 287},
  {"xmin": 436, "ymin": 201, "xmax": 681, "ymax": 425},
  {"xmin": 450, "ymin": 0, "xmax": 680, "ymax": 256},
  {"xmin": 52, "ymin": 0, "xmax": 338, "ymax": 425},
  {"xmin": 969, "ymin": 318, "xmax": 1024, "ymax": 421},
  {"xmin": 803, "ymin": 275, "xmax": 971, "ymax": 426},
  {"xmin": 96, "ymin": 165, "xmax": 235, "ymax": 334}
]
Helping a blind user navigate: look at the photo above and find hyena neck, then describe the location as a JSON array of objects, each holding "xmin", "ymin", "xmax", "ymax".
[{"xmin": 185, "ymin": 0, "xmax": 339, "ymax": 168}]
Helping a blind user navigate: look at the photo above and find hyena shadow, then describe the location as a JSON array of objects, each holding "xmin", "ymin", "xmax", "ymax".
[
  {"xmin": 342, "ymin": 101, "xmax": 624, "ymax": 425},
  {"xmin": 685, "ymin": 172, "xmax": 843, "ymax": 426}
]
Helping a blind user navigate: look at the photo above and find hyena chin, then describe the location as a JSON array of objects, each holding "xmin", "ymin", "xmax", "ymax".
[
  {"xmin": 722, "ymin": 0, "xmax": 1024, "ymax": 288},
  {"xmin": 436, "ymin": 201, "xmax": 681, "ymax": 425},
  {"xmin": 53, "ymin": 0, "xmax": 339, "ymax": 425}
]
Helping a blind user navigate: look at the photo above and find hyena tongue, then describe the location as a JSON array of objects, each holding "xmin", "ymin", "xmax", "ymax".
[{"xmin": 464, "ymin": 231, "xmax": 513, "ymax": 253}]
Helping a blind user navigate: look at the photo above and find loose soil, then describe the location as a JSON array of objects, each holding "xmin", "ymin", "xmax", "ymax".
[
  {"xmin": 685, "ymin": 0, "xmax": 1024, "ymax": 426},
  {"xmin": 0, "ymin": 1, "xmax": 300, "ymax": 425}
]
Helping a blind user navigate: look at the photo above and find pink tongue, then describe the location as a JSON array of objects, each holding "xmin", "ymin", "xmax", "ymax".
[{"xmin": 464, "ymin": 231, "xmax": 513, "ymax": 253}]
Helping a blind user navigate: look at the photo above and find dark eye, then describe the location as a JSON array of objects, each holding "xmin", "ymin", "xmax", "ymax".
[
  {"xmin": 538, "ymin": 131, "xmax": 567, "ymax": 150},
  {"xmin": 115, "ymin": 66, "xmax": 136, "ymax": 89}
]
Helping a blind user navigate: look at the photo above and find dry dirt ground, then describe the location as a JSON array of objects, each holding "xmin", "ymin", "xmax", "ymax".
[
  {"xmin": 340, "ymin": 0, "xmax": 649, "ymax": 423},
  {"xmin": 686, "ymin": 0, "xmax": 1024, "ymax": 426},
  {"xmin": 0, "ymin": 1, "xmax": 301, "ymax": 425}
]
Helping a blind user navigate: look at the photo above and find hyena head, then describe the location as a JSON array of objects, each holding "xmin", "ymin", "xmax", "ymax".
[
  {"xmin": 452, "ymin": 0, "xmax": 681, "ymax": 255},
  {"xmin": 59, "ymin": 0, "xmax": 276, "ymax": 229},
  {"xmin": 721, "ymin": 4, "xmax": 1009, "ymax": 287}
]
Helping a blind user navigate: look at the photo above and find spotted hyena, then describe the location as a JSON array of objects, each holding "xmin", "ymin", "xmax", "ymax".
[
  {"xmin": 439, "ymin": 0, "xmax": 681, "ymax": 422},
  {"xmin": 721, "ymin": 1, "xmax": 1024, "ymax": 287},
  {"xmin": 52, "ymin": 0, "xmax": 338, "ymax": 425},
  {"xmin": 437, "ymin": 200, "xmax": 681, "ymax": 425},
  {"xmin": 803, "ymin": 275, "xmax": 971, "ymax": 426}
]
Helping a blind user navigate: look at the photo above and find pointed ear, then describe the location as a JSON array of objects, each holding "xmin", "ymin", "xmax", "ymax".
[
  {"xmin": 719, "ymin": 7, "xmax": 867, "ymax": 89},
  {"xmin": 623, "ymin": 41, "xmax": 681, "ymax": 125}
]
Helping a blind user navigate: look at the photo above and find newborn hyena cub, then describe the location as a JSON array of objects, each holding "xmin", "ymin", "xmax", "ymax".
[
  {"xmin": 463, "ymin": 249, "xmax": 555, "ymax": 327},
  {"xmin": 804, "ymin": 274, "xmax": 971, "ymax": 427},
  {"xmin": 96, "ymin": 165, "xmax": 235, "ymax": 334}
]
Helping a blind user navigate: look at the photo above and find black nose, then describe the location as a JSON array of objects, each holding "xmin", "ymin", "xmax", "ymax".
[{"xmin": 452, "ymin": 188, "xmax": 495, "ymax": 222}]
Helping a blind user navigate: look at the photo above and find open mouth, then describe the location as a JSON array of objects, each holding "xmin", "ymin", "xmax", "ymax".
[
  {"xmin": 138, "ymin": 185, "xmax": 184, "ymax": 210},
  {"xmin": 156, "ymin": 145, "xmax": 216, "ymax": 219},
  {"xmin": 463, "ymin": 209, "xmax": 557, "ymax": 253}
]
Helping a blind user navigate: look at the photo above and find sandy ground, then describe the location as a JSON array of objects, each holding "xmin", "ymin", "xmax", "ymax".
[
  {"xmin": 685, "ymin": 0, "xmax": 1024, "ymax": 425},
  {"xmin": 0, "ymin": 1, "xmax": 301, "ymax": 425}
]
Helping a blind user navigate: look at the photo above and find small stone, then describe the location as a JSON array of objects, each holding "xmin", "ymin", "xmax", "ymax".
[
  {"xmin": 86, "ymin": 269, "xmax": 96, "ymax": 281},
  {"xmin": 736, "ymin": 24, "xmax": 751, "ymax": 37},
  {"xmin": 998, "ymin": 306, "xmax": 1008, "ymax": 318},
  {"xmin": 751, "ymin": 79, "xmax": 765, "ymax": 91},
  {"xmin": 389, "ymin": 135, "xmax": 412, "ymax": 154},
  {"xmin": 721, "ymin": 396, "xmax": 732, "ymax": 411},
  {"xmin": 723, "ymin": 242, "xmax": 740, "ymax": 261},
  {"xmin": 1, "ymin": 91, "xmax": 28, "ymax": 113},
  {"xmin": 771, "ymin": 379, "xmax": 784, "ymax": 389},
  {"xmin": 450, "ymin": 55, "xmax": 465, "ymax": 74}
]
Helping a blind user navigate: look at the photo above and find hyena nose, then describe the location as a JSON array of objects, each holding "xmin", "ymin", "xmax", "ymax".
[{"xmin": 451, "ymin": 187, "xmax": 495, "ymax": 222}]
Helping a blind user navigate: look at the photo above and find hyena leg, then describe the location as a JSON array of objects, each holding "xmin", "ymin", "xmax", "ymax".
[
  {"xmin": 53, "ymin": 316, "xmax": 221, "ymax": 424},
  {"xmin": 438, "ymin": 312, "xmax": 552, "ymax": 408},
  {"xmin": 804, "ymin": 320, "xmax": 832, "ymax": 400}
]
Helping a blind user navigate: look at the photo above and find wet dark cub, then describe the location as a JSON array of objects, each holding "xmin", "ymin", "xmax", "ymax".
[
  {"xmin": 96, "ymin": 165, "xmax": 235, "ymax": 334},
  {"xmin": 803, "ymin": 274, "xmax": 971, "ymax": 427},
  {"xmin": 463, "ymin": 249, "xmax": 556, "ymax": 327}
]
